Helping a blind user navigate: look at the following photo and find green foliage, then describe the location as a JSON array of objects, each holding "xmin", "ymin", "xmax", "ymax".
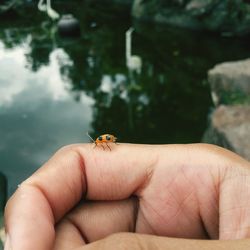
[
  {"xmin": 0, "ymin": 0, "xmax": 249, "ymax": 144},
  {"xmin": 219, "ymin": 90, "xmax": 250, "ymax": 105}
]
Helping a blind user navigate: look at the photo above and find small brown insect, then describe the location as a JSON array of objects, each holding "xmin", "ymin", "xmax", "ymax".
[{"xmin": 87, "ymin": 132, "xmax": 117, "ymax": 151}]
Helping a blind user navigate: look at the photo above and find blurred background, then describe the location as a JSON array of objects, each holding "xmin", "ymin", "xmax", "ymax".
[{"xmin": 0, "ymin": 0, "xmax": 250, "ymax": 246}]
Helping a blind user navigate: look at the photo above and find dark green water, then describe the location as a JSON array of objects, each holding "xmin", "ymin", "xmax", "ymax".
[{"xmin": 0, "ymin": 1, "xmax": 250, "ymax": 195}]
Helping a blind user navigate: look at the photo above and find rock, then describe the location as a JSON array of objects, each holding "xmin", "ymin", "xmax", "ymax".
[
  {"xmin": 203, "ymin": 105, "xmax": 250, "ymax": 160},
  {"xmin": 186, "ymin": 0, "xmax": 215, "ymax": 13},
  {"xmin": 208, "ymin": 59, "xmax": 250, "ymax": 106},
  {"xmin": 57, "ymin": 14, "xmax": 81, "ymax": 38},
  {"xmin": 132, "ymin": 0, "xmax": 250, "ymax": 36}
]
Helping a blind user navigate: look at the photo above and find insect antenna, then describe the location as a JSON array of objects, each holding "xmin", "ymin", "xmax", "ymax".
[{"xmin": 86, "ymin": 132, "xmax": 95, "ymax": 143}]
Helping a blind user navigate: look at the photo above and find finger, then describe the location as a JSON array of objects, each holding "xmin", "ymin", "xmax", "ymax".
[
  {"xmin": 53, "ymin": 198, "xmax": 138, "ymax": 250},
  {"xmin": 220, "ymin": 164, "xmax": 250, "ymax": 239},
  {"xmin": 77, "ymin": 233, "xmax": 250, "ymax": 250},
  {"xmin": 4, "ymin": 143, "xmax": 159, "ymax": 250},
  {"xmin": 4, "ymin": 184, "xmax": 55, "ymax": 250}
]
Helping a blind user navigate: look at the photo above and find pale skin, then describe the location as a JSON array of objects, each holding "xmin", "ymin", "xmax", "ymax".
[{"xmin": 4, "ymin": 143, "xmax": 250, "ymax": 250}]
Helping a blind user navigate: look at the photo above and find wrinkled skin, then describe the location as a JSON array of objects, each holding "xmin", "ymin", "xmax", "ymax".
[{"xmin": 4, "ymin": 143, "xmax": 250, "ymax": 250}]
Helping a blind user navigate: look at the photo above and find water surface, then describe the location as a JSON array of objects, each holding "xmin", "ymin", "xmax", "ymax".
[{"xmin": 0, "ymin": 2, "xmax": 249, "ymax": 194}]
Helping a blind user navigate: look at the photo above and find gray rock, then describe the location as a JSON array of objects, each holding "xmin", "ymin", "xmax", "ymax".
[
  {"xmin": 132, "ymin": 0, "xmax": 202, "ymax": 29},
  {"xmin": 132, "ymin": 0, "xmax": 250, "ymax": 36},
  {"xmin": 203, "ymin": 105, "xmax": 250, "ymax": 160},
  {"xmin": 208, "ymin": 59, "xmax": 250, "ymax": 106},
  {"xmin": 186, "ymin": 0, "xmax": 215, "ymax": 10}
]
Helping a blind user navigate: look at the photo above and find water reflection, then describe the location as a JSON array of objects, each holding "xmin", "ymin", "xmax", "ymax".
[
  {"xmin": 0, "ymin": 39, "xmax": 93, "ymax": 194},
  {"xmin": 0, "ymin": 3, "xmax": 249, "ymax": 194}
]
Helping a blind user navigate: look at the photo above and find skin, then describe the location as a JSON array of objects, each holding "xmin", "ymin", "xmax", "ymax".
[{"xmin": 4, "ymin": 143, "xmax": 250, "ymax": 250}]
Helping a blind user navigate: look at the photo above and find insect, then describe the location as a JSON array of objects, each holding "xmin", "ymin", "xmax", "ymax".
[{"xmin": 87, "ymin": 132, "xmax": 117, "ymax": 151}]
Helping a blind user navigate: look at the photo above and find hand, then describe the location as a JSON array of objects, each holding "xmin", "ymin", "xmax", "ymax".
[{"xmin": 4, "ymin": 143, "xmax": 250, "ymax": 250}]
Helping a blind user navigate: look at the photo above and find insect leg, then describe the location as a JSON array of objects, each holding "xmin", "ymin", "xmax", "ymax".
[
  {"xmin": 101, "ymin": 144, "xmax": 105, "ymax": 150},
  {"xmin": 106, "ymin": 142, "xmax": 111, "ymax": 151}
]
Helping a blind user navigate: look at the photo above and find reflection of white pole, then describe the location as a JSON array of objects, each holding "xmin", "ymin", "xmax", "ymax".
[
  {"xmin": 125, "ymin": 27, "xmax": 142, "ymax": 74},
  {"xmin": 126, "ymin": 28, "xmax": 133, "ymax": 64},
  {"xmin": 38, "ymin": 0, "xmax": 46, "ymax": 11},
  {"xmin": 37, "ymin": 0, "xmax": 60, "ymax": 20},
  {"xmin": 47, "ymin": 0, "xmax": 60, "ymax": 20}
]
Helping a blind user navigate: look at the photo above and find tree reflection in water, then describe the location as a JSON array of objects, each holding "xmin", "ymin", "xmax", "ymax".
[{"xmin": 1, "ymin": 1, "xmax": 249, "ymax": 145}]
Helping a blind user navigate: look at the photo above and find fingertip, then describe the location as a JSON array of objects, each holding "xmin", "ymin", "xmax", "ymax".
[{"xmin": 4, "ymin": 184, "xmax": 55, "ymax": 250}]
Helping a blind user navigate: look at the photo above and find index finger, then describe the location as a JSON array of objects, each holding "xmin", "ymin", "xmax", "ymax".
[{"xmin": 4, "ymin": 143, "xmax": 159, "ymax": 250}]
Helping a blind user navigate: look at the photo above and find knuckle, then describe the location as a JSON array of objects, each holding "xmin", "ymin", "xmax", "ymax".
[
  {"xmin": 57, "ymin": 144, "xmax": 82, "ymax": 154},
  {"xmin": 55, "ymin": 144, "xmax": 88, "ymax": 163}
]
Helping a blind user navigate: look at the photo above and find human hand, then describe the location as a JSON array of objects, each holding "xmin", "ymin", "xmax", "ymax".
[{"xmin": 4, "ymin": 143, "xmax": 250, "ymax": 250}]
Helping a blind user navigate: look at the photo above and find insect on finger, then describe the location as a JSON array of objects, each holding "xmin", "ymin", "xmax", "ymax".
[{"xmin": 86, "ymin": 132, "xmax": 117, "ymax": 151}]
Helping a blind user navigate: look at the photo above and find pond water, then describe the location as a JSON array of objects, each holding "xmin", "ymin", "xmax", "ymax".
[{"xmin": 0, "ymin": 1, "xmax": 250, "ymax": 195}]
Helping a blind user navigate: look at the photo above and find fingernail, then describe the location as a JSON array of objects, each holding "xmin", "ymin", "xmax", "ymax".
[{"xmin": 4, "ymin": 234, "xmax": 12, "ymax": 250}]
